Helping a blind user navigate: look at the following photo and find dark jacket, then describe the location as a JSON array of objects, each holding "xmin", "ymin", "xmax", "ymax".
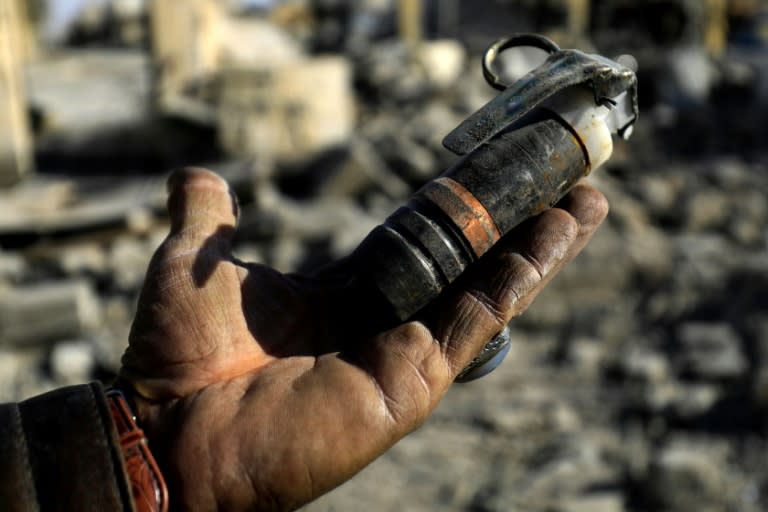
[{"xmin": 0, "ymin": 382, "xmax": 135, "ymax": 511}]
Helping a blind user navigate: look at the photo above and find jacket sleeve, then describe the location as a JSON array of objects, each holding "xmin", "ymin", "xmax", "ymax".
[{"xmin": 0, "ymin": 382, "xmax": 135, "ymax": 511}]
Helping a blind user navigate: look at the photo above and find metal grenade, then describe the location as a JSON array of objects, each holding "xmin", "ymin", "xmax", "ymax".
[{"xmin": 351, "ymin": 34, "xmax": 638, "ymax": 381}]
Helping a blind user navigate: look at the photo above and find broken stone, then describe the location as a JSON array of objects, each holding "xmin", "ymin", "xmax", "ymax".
[
  {"xmin": 668, "ymin": 384, "xmax": 721, "ymax": 420},
  {"xmin": 417, "ymin": 39, "xmax": 467, "ymax": 91},
  {"xmin": 92, "ymin": 297, "xmax": 133, "ymax": 372},
  {"xmin": 50, "ymin": 340, "xmax": 95, "ymax": 385},
  {"xmin": 684, "ymin": 188, "xmax": 731, "ymax": 232},
  {"xmin": 645, "ymin": 440, "xmax": 731, "ymax": 512},
  {"xmin": 57, "ymin": 243, "xmax": 109, "ymax": 278},
  {"xmin": 356, "ymin": 40, "xmax": 431, "ymax": 103},
  {"xmin": 108, "ymin": 235, "xmax": 153, "ymax": 292},
  {"xmin": 676, "ymin": 322, "xmax": 747, "ymax": 380},
  {"xmin": 374, "ymin": 130, "xmax": 438, "ymax": 182},
  {"xmin": 0, "ymin": 280, "xmax": 101, "ymax": 346},
  {"xmin": 619, "ymin": 345, "xmax": 670, "ymax": 384},
  {"xmin": 0, "ymin": 347, "xmax": 52, "ymax": 402},
  {"xmin": 0, "ymin": 250, "xmax": 27, "ymax": 286},
  {"xmin": 564, "ymin": 492, "xmax": 625, "ymax": 512},
  {"xmin": 217, "ymin": 56, "xmax": 355, "ymax": 162},
  {"xmin": 316, "ymin": 137, "xmax": 411, "ymax": 200}
]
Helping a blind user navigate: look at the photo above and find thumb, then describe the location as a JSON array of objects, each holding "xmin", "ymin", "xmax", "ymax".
[
  {"xmin": 138, "ymin": 167, "xmax": 240, "ymax": 291},
  {"xmin": 164, "ymin": 167, "xmax": 240, "ymax": 256},
  {"xmin": 122, "ymin": 168, "xmax": 242, "ymax": 393}
]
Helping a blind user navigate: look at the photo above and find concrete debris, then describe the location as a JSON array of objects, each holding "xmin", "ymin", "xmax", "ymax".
[
  {"xmin": 417, "ymin": 40, "xmax": 466, "ymax": 91},
  {"xmin": 217, "ymin": 57, "xmax": 355, "ymax": 162},
  {"xmin": 644, "ymin": 440, "xmax": 734, "ymax": 512},
  {"xmin": 676, "ymin": 322, "xmax": 748, "ymax": 380},
  {"xmin": 50, "ymin": 340, "xmax": 95, "ymax": 385},
  {"xmin": 0, "ymin": 251, "xmax": 27, "ymax": 286},
  {"xmin": 0, "ymin": 280, "xmax": 101, "ymax": 346},
  {"xmin": 108, "ymin": 235, "xmax": 156, "ymax": 292},
  {"xmin": 564, "ymin": 492, "xmax": 625, "ymax": 512},
  {"xmin": 1, "ymin": 1, "xmax": 768, "ymax": 511}
]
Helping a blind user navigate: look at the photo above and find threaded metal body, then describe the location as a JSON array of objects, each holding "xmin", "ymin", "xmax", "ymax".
[{"xmin": 354, "ymin": 113, "xmax": 587, "ymax": 322}]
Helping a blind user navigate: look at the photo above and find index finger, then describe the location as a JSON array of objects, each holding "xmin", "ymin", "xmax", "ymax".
[
  {"xmin": 353, "ymin": 184, "xmax": 608, "ymax": 431},
  {"xmin": 428, "ymin": 182, "xmax": 609, "ymax": 376}
]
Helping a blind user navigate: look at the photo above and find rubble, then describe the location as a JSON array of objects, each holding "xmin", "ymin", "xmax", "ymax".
[
  {"xmin": 0, "ymin": 280, "xmax": 101, "ymax": 346},
  {"xmin": 1, "ymin": 1, "xmax": 768, "ymax": 511},
  {"xmin": 675, "ymin": 322, "xmax": 748, "ymax": 380},
  {"xmin": 50, "ymin": 340, "xmax": 96, "ymax": 385},
  {"xmin": 217, "ymin": 56, "xmax": 356, "ymax": 162},
  {"xmin": 642, "ymin": 439, "xmax": 736, "ymax": 512}
]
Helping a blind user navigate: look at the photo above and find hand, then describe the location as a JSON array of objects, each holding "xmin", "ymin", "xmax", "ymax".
[{"xmin": 118, "ymin": 167, "xmax": 608, "ymax": 511}]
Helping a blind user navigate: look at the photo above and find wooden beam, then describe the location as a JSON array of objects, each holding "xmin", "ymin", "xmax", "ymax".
[
  {"xmin": 0, "ymin": 0, "xmax": 34, "ymax": 187},
  {"xmin": 565, "ymin": 0, "xmax": 591, "ymax": 36},
  {"xmin": 705, "ymin": 0, "xmax": 728, "ymax": 57},
  {"xmin": 398, "ymin": 0, "xmax": 424, "ymax": 47}
]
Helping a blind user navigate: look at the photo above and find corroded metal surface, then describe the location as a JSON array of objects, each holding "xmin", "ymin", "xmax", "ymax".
[
  {"xmin": 420, "ymin": 177, "xmax": 502, "ymax": 258},
  {"xmin": 353, "ymin": 34, "xmax": 638, "ymax": 380},
  {"xmin": 443, "ymin": 34, "xmax": 638, "ymax": 156}
]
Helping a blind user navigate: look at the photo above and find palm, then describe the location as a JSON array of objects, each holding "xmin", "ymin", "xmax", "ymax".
[{"xmin": 118, "ymin": 168, "xmax": 608, "ymax": 511}]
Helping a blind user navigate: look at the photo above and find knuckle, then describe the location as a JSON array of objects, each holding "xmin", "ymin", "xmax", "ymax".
[
  {"xmin": 501, "ymin": 252, "xmax": 543, "ymax": 300},
  {"xmin": 464, "ymin": 288, "xmax": 508, "ymax": 327}
]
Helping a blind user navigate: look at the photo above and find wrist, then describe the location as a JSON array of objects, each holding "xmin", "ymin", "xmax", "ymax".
[{"xmin": 106, "ymin": 387, "xmax": 169, "ymax": 512}]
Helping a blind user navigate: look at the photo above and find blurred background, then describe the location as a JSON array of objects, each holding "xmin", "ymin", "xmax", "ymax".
[{"xmin": 1, "ymin": 0, "xmax": 768, "ymax": 510}]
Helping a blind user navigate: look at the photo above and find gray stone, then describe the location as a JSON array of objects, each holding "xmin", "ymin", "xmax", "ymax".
[
  {"xmin": 676, "ymin": 322, "xmax": 747, "ymax": 380},
  {"xmin": 623, "ymin": 227, "xmax": 674, "ymax": 282},
  {"xmin": 405, "ymin": 101, "xmax": 465, "ymax": 154},
  {"xmin": 729, "ymin": 188, "xmax": 768, "ymax": 246},
  {"xmin": 357, "ymin": 41, "xmax": 430, "ymax": 102},
  {"xmin": 26, "ymin": 50, "xmax": 150, "ymax": 143},
  {"xmin": 684, "ymin": 188, "xmax": 731, "ymax": 232},
  {"xmin": 0, "ymin": 350, "xmax": 25, "ymax": 402},
  {"xmin": 590, "ymin": 172, "xmax": 652, "ymax": 233},
  {"xmin": 671, "ymin": 234, "xmax": 735, "ymax": 295},
  {"xmin": 711, "ymin": 159, "xmax": 755, "ymax": 191},
  {"xmin": 217, "ymin": 57, "xmax": 355, "ymax": 163},
  {"xmin": 231, "ymin": 244, "xmax": 265, "ymax": 266},
  {"xmin": 374, "ymin": 131, "xmax": 438, "ymax": 182},
  {"xmin": 619, "ymin": 346, "xmax": 670, "ymax": 384},
  {"xmin": 57, "ymin": 243, "xmax": 109, "ymax": 277},
  {"xmin": 93, "ymin": 297, "xmax": 133, "ymax": 372},
  {"xmin": 668, "ymin": 384, "xmax": 721, "ymax": 420},
  {"xmin": 569, "ymin": 337, "xmax": 606, "ymax": 377},
  {"xmin": 266, "ymin": 237, "xmax": 307, "ymax": 274},
  {"xmin": 417, "ymin": 40, "xmax": 467, "ymax": 92},
  {"xmin": 125, "ymin": 206, "xmax": 156, "ymax": 236},
  {"xmin": 108, "ymin": 235, "xmax": 153, "ymax": 291},
  {"xmin": 317, "ymin": 137, "xmax": 410, "ymax": 200},
  {"xmin": 661, "ymin": 46, "xmax": 717, "ymax": 106},
  {"xmin": 0, "ymin": 280, "xmax": 101, "ymax": 346},
  {"xmin": 635, "ymin": 173, "xmax": 686, "ymax": 219},
  {"xmin": 50, "ymin": 340, "xmax": 95, "ymax": 385},
  {"xmin": 0, "ymin": 251, "xmax": 27, "ymax": 285},
  {"xmin": 645, "ymin": 440, "xmax": 732, "ymax": 512},
  {"xmin": 489, "ymin": 435, "xmax": 620, "ymax": 512},
  {"xmin": 564, "ymin": 492, "xmax": 625, "ymax": 512},
  {"xmin": 0, "ymin": 348, "xmax": 54, "ymax": 402}
]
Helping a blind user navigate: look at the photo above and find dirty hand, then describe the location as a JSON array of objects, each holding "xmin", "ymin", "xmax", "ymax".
[{"xmin": 118, "ymin": 167, "xmax": 608, "ymax": 511}]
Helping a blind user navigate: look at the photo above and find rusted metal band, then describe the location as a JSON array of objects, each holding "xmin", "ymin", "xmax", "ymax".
[{"xmin": 420, "ymin": 177, "xmax": 502, "ymax": 258}]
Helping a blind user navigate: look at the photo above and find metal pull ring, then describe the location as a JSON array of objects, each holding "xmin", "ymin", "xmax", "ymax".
[{"xmin": 482, "ymin": 34, "xmax": 561, "ymax": 90}]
